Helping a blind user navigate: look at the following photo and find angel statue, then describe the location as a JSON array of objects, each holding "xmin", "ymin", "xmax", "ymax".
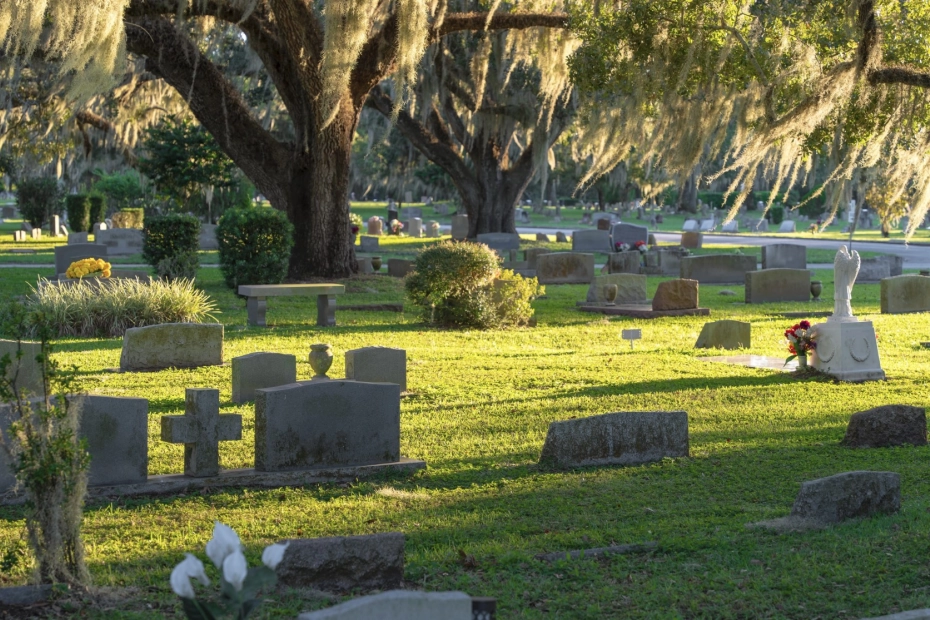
[{"xmin": 830, "ymin": 245, "xmax": 860, "ymax": 322}]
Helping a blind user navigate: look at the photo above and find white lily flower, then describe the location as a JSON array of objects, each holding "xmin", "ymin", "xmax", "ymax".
[
  {"xmin": 222, "ymin": 549, "xmax": 248, "ymax": 592},
  {"xmin": 170, "ymin": 553, "xmax": 210, "ymax": 599},
  {"xmin": 261, "ymin": 542, "xmax": 290, "ymax": 570},
  {"xmin": 205, "ymin": 521, "xmax": 241, "ymax": 569}
]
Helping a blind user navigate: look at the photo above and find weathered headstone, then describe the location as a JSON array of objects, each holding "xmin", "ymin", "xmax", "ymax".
[
  {"xmin": 50, "ymin": 215, "xmax": 62, "ymax": 238},
  {"xmin": 407, "ymin": 217, "xmax": 423, "ymax": 238},
  {"xmin": 255, "ymin": 380, "xmax": 401, "ymax": 471},
  {"xmin": 652, "ymin": 279, "xmax": 699, "ymax": 310},
  {"xmin": 67, "ymin": 232, "xmax": 89, "ymax": 244},
  {"xmin": 571, "ymin": 229, "xmax": 612, "ymax": 253},
  {"xmin": 232, "ymin": 352, "xmax": 298, "ymax": 403},
  {"xmin": 356, "ymin": 257, "xmax": 373, "ymax": 274},
  {"xmin": 536, "ymin": 233, "xmax": 550, "ymax": 242},
  {"xmin": 277, "ymin": 532, "xmax": 405, "ymax": 593},
  {"xmin": 345, "ymin": 346, "xmax": 406, "ymax": 391},
  {"xmin": 761, "ymin": 244, "xmax": 807, "ymax": 270},
  {"xmin": 610, "ymin": 223, "xmax": 648, "ymax": 247},
  {"xmin": 536, "ymin": 253, "xmax": 595, "ymax": 284},
  {"xmin": 387, "ymin": 259, "xmax": 414, "ymax": 278},
  {"xmin": 881, "ymin": 275, "xmax": 930, "ymax": 314},
  {"xmin": 400, "ymin": 206, "xmax": 422, "ymax": 219},
  {"xmin": 54, "ymin": 243, "xmax": 109, "ymax": 276},
  {"xmin": 606, "ymin": 251, "xmax": 641, "ymax": 274},
  {"xmin": 540, "ymin": 411, "xmax": 688, "ymax": 467},
  {"xmin": 680, "ymin": 232, "xmax": 703, "ymax": 249},
  {"xmin": 199, "ymin": 224, "xmax": 218, "ymax": 250},
  {"xmin": 297, "ymin": 590, "xmax": 472, "ymax": 620},
  {"xmin": 359, "ymin": 235, "xmax": 379, "ymax": 253},
  {"xmin": 78, "ymin": 395, "xmax": 149, "ymax": 486},
  {"xmin": 1, "ymin": 206, "xmax": 14, "ymax": 218},
  {"xmin": 745, "ymin": 269, "xmax": 811, "ymax": 303},
  {"xmin": 92, "ymin": 222, "xmax": 108, "ymax": 235},
  {"xmin": 680, "ymin": 254, "xmax": 757, "ymax": 284},
  {"xmin": 120, "ymin": 323, "xmax": 224, "ymax": 371},
  {"xmin": 778, "ymin": 220, "xmax": 797, "ymax": 233},
  {"xmin": 699, "ymin": 219, "xmax": 715, "ymax": 231},
  {"xmin": 451, "ymin": 214, "xmax": 469, "ymax": 240},
  {"xmin": 694, "ymin": 320, "xmax": 751, "ymax": 350},
  {"xmin": 585, "ymin": 274, "xmax": 647, "ymax": 304},
  {"xmin": 12, "ymin": 230, "xmax": 26, "ymax": 242},
  {"xmin": 95, "ymin": 228, "xmax": 144, "ymax": 256},
  {"xmin": 790, "ymin": 471, "xmax": 900, "ymax": 525},
  {"xmin": 426, "ymin": 221, "xmax": 441, "ymax": 238},
  {"xmin": 842, "ymin": 405, "xmax": 927, "ymax": 448},
  {"xmin": 0, "ymin": 339, "xmax": 44, "ymax": 397},
  {"xmin": 523, "ymin": 248, "xmax": 551, "ymax": 269},
  {"xmin": 161, "ymin": 388, "xmax": 242, "ymax": 477},
  {"xmin": 477, "ymin": 233, "xmax": 521, "ymax": 254},
  {"xmin": 682, "ymin": 219, "xmax": 699, "ymax": 232},
  {"xmin": 367, "ymin": 217, "xmax": 383, "ymax": 236},
  {"xmin": 555, "ymin": 231, "xmax": 568, "ymax": 243},
  {"xmin": 30, "ymin": 228, "xmax": 42, "ymax": 239},
  {"xmin": 721, "ymin": 221, "xmax": 739, "ymax": 233}
]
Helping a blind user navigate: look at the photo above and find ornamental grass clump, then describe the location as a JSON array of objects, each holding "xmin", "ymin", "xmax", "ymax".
[
  {"xmin": 406, "ymin": 241, "xmax": 540, "ymax": 329},
  {"xmin": 26, "ymin": 278, "xmax": 218, "ymax": 338}
]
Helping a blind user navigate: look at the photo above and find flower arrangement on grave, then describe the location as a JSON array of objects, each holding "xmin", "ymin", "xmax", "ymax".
[
  {"xmin": 349, "ymin": 212, "xmax": 362, "ymax": 235},
  {"xmin": 389, "ymin": 218, "xmax": 404, "ymax": 235},
  {"xmin": 635, "ymin": 240, "xmax": 648, "ymax": 253},
  {"xmin": 170, "ymin": 521, "xmax": 289, "ymax": 619},
  {"xmin": 614, "ymin": 241, "xmax": 631, "ymax": 252},
  {"xmin": 785, "ymin": 320, "xmax": 816, "ymax": 368},
  {"xmin": 65, "ymin": 257, "xmax": 111, "ymax": 279}
]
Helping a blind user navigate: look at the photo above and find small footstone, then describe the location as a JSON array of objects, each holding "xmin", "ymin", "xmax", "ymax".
[
  {"xmin": 555, "ymin": 231, "xmax": 568, "ymax": 243},
  {"xmin": 718, "ymin": 290, "xmax": 736, "ymax": 296},
  {"xmin": 842, "ymin": 405, "xmax": 927, "ymax": 448},
  {"xmin": 652, "ymin": 279, "xmax": 699, "ymax": 311},
  {"xmin": 536, "ymin": 233, "xmax": 550, "ymax": 242},
  {"xmin": 298, "ymin": 591, "xmax": 472, "ymax": 620},
  {"xmin": 276, "ymin": 532, "xmax": 404, "ymax": 592},
  {"xmin": 695, "ymin": 320, "xmax": 750, "ymax": 350},
  {"xmin": 790, "ymin": 471, "xmax": 900, "ymax": 525}
]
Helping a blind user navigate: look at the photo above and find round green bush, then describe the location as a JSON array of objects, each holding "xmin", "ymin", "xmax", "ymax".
[
  {"xmin": 406, "ymin": 241, "xmax": 539, "ymax": 329},
  {"xmin": 769, "ymin": 204, "xmax": 785, "ymax": 225},
  {"xmin": 142, "ymin": 214, "xmax": 201, "ymax": 275},
  {"xmin": 216, "ymin": 207, "xmax": 294, "ymax": 292}
]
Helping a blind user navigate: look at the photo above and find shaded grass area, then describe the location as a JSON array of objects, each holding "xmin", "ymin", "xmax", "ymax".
[{"xmin": 1, "ymin": 255, "xmax": 930, "ymax": 618}]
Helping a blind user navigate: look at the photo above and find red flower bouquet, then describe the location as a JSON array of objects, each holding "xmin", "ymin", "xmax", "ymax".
[{"xmin": 785, "ymin": 320, "xmax": 816, "ymax": 366}]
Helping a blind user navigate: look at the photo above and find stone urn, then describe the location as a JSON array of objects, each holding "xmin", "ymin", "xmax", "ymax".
[
  {"xmin": 371, "ymin": 256, "xmax": 382, "ymax": 272},
  {"xmin": 309, "ymin": 343, "xmax": 333, "ymax": 379},
  {"xmin": 603, "ymin": 284, "xmax": 619, "ymax": 306},
  {"xmin": 810, "ymin": 280, "xmax": 823, "ymax": 302}
]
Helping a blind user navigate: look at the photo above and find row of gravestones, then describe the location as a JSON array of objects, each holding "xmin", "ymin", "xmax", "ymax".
[
  {"xmin": 0, "ymin": 341, "xmax": 413, "ymax": 501},
  {"xmin": 683, "ymin": 218, "xmax": 798, "ymax": 234}
]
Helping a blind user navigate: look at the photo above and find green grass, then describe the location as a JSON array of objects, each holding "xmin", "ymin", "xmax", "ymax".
[{"xmin": 2, "ymin": 240, "xmax": 930, "ymax": 617}]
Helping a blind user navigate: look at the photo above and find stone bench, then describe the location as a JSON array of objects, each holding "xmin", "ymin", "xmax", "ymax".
[{"xmin": 238, "ymin": 284, "xmax": 345, "ymax": 327}]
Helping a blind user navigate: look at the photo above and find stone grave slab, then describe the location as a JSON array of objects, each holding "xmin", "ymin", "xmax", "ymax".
[
  {"xmin": 761, "ymin": 244, "xmax": 807, "ymax": 270},
  {"xmin": 652, "ymin": 279, "xmax": 699, "ymax": 310},
  {"xmin": 345, "ymin": 347, "xmax": 406, "ymax": 391},
  {"xmin": 67, "ymin": 232, "xmax": 89, "ymax": 244},
  {"xmin": 881, "ymin": 275, "xmax": 930, "ymax": 314},
  {"xmin": 610, "ymin": 223, "xmax": 648, "ymax": 246},
  {"xmin": 842, "ymin": 405, "xmax": 927, "ymax": 448},
  {"xmin": 477, "ymin": 233, "xmax": 521, "ymax": 254},
  {"xmin": 699, "ymin": 219, "xmax": 715, "ymax": 231},
  {"xmin": 120, "ymin": 323, "xmax": 224, "ymax": 371},
  {"xmin": 298, "ymin": 590, "xmax": 471, "ymax": 620},
  {"xmin": 791, "ymin": 471, "xmax": 900, "ymax": 525},
  {"xmin": 199, "ymin": 224, "xmax": 218, "ymax": 250},
  {"xmin": 540, "ymin": 411, "xmax": 689, "ymax": 467},
  {"xmin": 524, "ymin": 248, "xmax": 551, "ymax": 269},
  {"xmin": 606, "ymin": 251, "xmax": 641, "ymax": 274},
  {"xmin": 95, "ymin": 228, "xmax": 143, "ymax": 255},
  {"xmin": 721, "ymin": 221, "xmax": 738, "ymax": 233},
  {"xmin": 682, "ymin": 220, "xmax": 699, "ymax": 232},
  {"xmin": 584, "ymin": 274, "xmax": 646, "ymax": 304},
  {"xmin": 858, "ymin": 258, "xmax": 892, "ymax": 282},
  {"xmin": 698, "ymin": 354, "xmax": 798, "ymax": 372},
  {"xmin": 695, "ymin": 320, "xmax": 750, "ymax": 350},
  {"xmin": 536, "ymin": 233, "xmax": 550, "ymax": 242},
  {"xmin": 451, "ymin": 215, "xmax": 469, "ymax": 240},
  {"xmin": 778, "ymin": 220, "xmax": 796, "ymax": 233},
  {"xmin": 161, "ymin": 388, "xmax": 242, "ymax": 477},
  {"xmin": 680, "ymin": 254, "xmax": 756, "ymax": 284},
  {"xmin": 0, "ymin": 339, "xmax": 44, "ymax": 397},
  {"xmin": 232, "ymin": 352, "xmax": 297, "ymax": 403},
  {"xmin": 400, "ymin": 207, "xmax": 422, "ymax": 219},
  {"xmin": 54, "ymin": 243, "xmax": 108, "ymax": 276},
  {"xmin": 356, "ymin": 257, "xmax": 373, "ymax": 274},
  {"xmin": 555, "ymin": 231, "xmax": 568, "ymax": 243},
  {"xmin": 367, "ymin": 218, "xmax": 383, "ymax": 236},
  {"xmin": 571, "ymin": 230, "xmax": 612, "ymax": 253},
  {"xmin": 78, "ymin": 395, "xmax": 148, "ymax": 486},
  {"xmin": 536, "ymin": 253, "xmax": 595, "ymax": 284},
  {"xmin": 387, "ymin": 259, "xmax": 414, "ymax": 278},
  {"xmin": 359, "ymin": 236, "xmax": 379, "ymax": 253},
  {"xmin": 408, "ymin": 217, "xmax": 423, "ymax": 238},
  {"xmin": 745, "ymin": 268, "xmax": 811, "ymax": 303},
  {"xmin": 426, "ymin": 221, "xmax": 440, "ymax": 238},
  {"xmin": 255, "ymin": 380, "xmax": 401, "ymax": 471},
  {"xmin": 279, "ymin": 532, "xmax": 405, "ymax": 594},
  {"xmin": 680, "ymin": 232, "xmax": 703, "ymax": 249},
  {"xmin": 578, "ymin": 304, "xmax": 709, "ymax": 318}
]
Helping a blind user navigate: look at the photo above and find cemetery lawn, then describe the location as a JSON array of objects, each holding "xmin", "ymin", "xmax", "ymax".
[{"xmin": 2, "ymin": 267, "xmax": 930, "ymax": 618}]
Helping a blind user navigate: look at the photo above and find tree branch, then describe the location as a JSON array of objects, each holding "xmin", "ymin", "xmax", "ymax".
[
  {"xmin": 867, "ymin": 66, "xmax": 930, "ymax": 88},
  {"xmin": 434, "ymin": 12, "xmax": 571, "ymax": 41}
]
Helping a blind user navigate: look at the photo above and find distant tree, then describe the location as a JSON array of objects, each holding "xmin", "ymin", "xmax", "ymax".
[{"xmin": 16, "ymin": 177, "xmax": 63, "ymax": 228}]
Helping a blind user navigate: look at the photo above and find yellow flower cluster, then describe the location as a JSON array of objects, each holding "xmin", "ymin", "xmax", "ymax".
[{"xmin": 66, "ymin": 257, "xmax": 112, "ymax": 279}]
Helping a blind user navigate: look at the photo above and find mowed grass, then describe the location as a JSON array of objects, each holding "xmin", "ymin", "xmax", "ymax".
[{"xmin": 1, "ymin": 262, "xmax": 930, "ymax": 618}]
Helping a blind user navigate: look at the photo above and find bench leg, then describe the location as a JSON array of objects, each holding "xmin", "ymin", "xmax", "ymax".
[
  {"xmin": 317, "ymin": 294, "xmax": 337, "ymax": 327},
  {"xmin": 247, "ymin": 297, "xmax": 267, "ymax": 327}
]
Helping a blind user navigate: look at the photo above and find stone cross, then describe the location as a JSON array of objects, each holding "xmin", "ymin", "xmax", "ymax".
[{"xmin": 160, "ymin": 388, "xmax": 242, "ymax": 477}]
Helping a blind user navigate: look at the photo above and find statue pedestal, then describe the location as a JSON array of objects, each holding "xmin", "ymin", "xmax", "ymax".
[{"xmin": 811, "ymin": 320, "xmax": 885, "ymax": 382}]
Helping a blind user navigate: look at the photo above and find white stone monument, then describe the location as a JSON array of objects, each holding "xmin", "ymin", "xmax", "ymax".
[{"xmin": 811, "ymin": 246, "xmax": 885, "ymax": 381}]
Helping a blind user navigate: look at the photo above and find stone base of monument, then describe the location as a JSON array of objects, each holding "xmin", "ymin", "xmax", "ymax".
[
  {"xmin": 577, "ymin": 303, "xmax": 710, "ymax": 318},
  {"xmin": 811, "ymin": 320, "xmax": 885, "ymax": 382},
  {"xmin": 1, "ymin": 459, "xmax": 426, "ymax": 505}
]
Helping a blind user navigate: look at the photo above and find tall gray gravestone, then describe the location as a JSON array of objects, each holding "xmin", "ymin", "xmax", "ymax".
[
  {"xmin": 255, "ymin": 380, "xmax": 401, "ymax": 471},
  {"xmin": 345, "ymin": 347, "xmax": 407, "ymax": 391},
  {"xmin": 232, "ymin": 352, "xmax": 298, "ymax": 403},
  {"xmin": 79, "ymin": 395, "xmax": 149, "ymax": 486},
  {"xmin": 610, "ymin": 223, "xmax": 648, "ymax": 247}
]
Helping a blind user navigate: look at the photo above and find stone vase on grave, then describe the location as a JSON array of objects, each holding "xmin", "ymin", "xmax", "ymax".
[
  {"xmin": 371, "ymin": 256, "xmax": 382, "ymax": 271},
  {"xmin": 309, "ymin": 343, "xmax": 334, "ymax": 379},
  {"xmin": 810, "ymin": 281, "xmax": 822, "ymax": 302},
  {"xmin": 603, "ymin": 284, "xmax": 618, "ymax": 306},
  {"xmin": 797, "ymin": 353, "xmax": 808, "ymax": 369}
]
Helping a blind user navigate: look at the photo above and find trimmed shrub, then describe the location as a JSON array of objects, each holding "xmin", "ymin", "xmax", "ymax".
[
  {"xmin": 142, "ymin": 214, "xmax": 201, "ymax": 276},
  {"xmin": 216, "ymin": 207, "xmax": 294, "ymax": 292},
  {"xmin": 769, "ymin": 204, "xmax": 785, "ymax": 225},
  {"xmin": 88, "ymin": 195, "xmax": 106, "ymax": 230},
  {"xmin": 110, "ymin": 208, "xmax": 145, "ymax": 229},
  {"xmin": 26, "ymin": 277, "xmax": 218, "ymax": 337},
  {"xmin": 17, "ymin": 177, "xmax": 63, "ymax": 228},
  {"xmin": 406, "ymin": 241, "xmax": 539, "ymax": 329},
  {"xmin": 156, "ymin": 251, "xmax": 199, "ymax": 281},
  {"xmin": 65, "ymin": 194, "xmax": 91, "ymax": 232}
]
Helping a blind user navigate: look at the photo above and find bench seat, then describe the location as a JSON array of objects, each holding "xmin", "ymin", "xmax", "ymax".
[{"xmin": 238, "ymin": 284, "xmax": 346, "ymax": 327}]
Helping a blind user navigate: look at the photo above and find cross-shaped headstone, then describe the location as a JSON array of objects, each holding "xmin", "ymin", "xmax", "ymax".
[{"xmin": 160, "ymin": 388, "xmax": 242, "ymax": 477}]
